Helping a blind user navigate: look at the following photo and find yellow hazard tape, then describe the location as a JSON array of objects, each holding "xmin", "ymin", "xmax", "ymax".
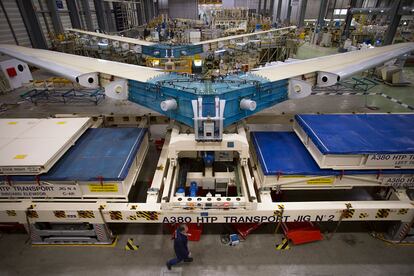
[
  {"xmin": 307, "ymin": 178, "xmax": 334, "ymax": 185},
  {"xmin": 14, "ymin": 154, "xmax": 27, "ymax": 160},
  {"xmin": 89, "ymin": 184, "xmax": 118, "ymax": 193},
  {"xmin": 125, "ymin": 238, "xmax": 139, "ymax": 251},
  {"xmin": 275, "ymin": 238, "xmax": 290, "ymax": 250}
]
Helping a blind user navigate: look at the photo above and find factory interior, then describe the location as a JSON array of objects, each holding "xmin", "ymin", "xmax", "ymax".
[{"xmin": 0, "ymin": 0, "xmax": 414, "ymax": 275}]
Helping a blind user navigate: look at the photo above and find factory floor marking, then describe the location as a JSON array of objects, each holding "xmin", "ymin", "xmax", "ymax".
[
  {"xmin": 32, "ymin": 236, "xmax": 118, "ymax": 247},
  {"xmin": 275, "ymin": 238, "xmax": 290, "ymax": 250},
  {"xmin": 311, "ymin": 91, "xmax": 414, "ymax": 110},
  {"xmin": 125, "ymin": 238, "xmax": 139, "ymax": 251}
]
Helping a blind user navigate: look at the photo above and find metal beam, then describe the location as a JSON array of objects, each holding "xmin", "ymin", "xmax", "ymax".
[
  {"xmin": 155, "ymin": 0, "xmax": 159, "ymax": 17},
  {"xmin": 46, "ymin": 0, "xmax": 64, "ymax": 34},
  {"xmin": 258, "ymin": 0, "xmax": 262, "ymax": 14},
  {"xmin": 103, "ymin": 2, "xmax": 116, "ymax": 32},
  {"xmin": 269, "ymin": 0, "xmax": 275, "ymax": 21},
  {"xmin": 286, "ymin": 0, "xmax": 292, "ymax": 23},
  {"xmin": 384, "ymin": 0, "xmax": 402, "ymax": 45},
  {"xmin": 298, "ymin": 0, "xmax": 307, "ymax": 28},
  {"xmin": 148, "ymin": 0, "xmax": 154, "ymax": 20},
  {"xmin": 263, "ymin": 0, "xmax": 267, "ymax": 15},
  {"xmin": 67, "ymin": 0, "xmax": 81, "ymax": 29},
  {"xmin": 343, "ymin": 0, "xmax": 357, "ymax": 39},
  {"xmin": 144, "ymin": 0, "xmax": 150, "ymax": 23},
  {"xmin": 350, "ymin": 7, "xmax": 390, "ymax": 14},
  {"xmin": 15, "ymin": 0, "xmax": 48, "ymax": 49},
  {"xmin": 317, "ymin": 0, "xmax": 329, "ymax": 28},
  {"xmin": 81, "ymin": 0, "xmax": 94, "ymax": 31},
  {"xmin": 276, "ymin": 0, "xmax": 282, "ymax": 21},
  {"xmin": 94, "ymin": 0, "xmax": 109, "ymax": 31},
  {"xmin": 136, "ymin": 2, "xmax": 143, "ymax": 25}
]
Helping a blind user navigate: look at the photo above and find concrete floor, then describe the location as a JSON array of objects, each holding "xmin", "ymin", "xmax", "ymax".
[
  {"xmin": 0, "ymin": 44, "xmax": 414, "ymax": 276},
  {"xmin": 1, "ymin": 226, "xmax": 414, "ymax": 276}
]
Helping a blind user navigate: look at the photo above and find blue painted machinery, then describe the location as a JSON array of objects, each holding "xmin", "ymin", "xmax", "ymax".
[
  {"xmin": 142, "ymin": 44, "xmax": 203, "ymax": 58},
  {"xmin": 128, "ymin": 72, "xmax": 288, "ymax": 140}
]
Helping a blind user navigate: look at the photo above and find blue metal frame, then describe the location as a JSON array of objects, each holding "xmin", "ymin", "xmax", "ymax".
[
  {"xmin": 128, "ymin": 73, "xmax": 288, "ymax": 128},
  {"xmin": 142, "ymin": 44, "xmax": 203, "ymax": 58}
]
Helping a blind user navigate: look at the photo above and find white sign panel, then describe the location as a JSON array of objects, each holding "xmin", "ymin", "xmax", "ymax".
[
  {"xmin": 366, "ymin": 154, "xmax": 414, "ymax": 168},
  {"xmin": 381, "ymin": 175, "xmax": 414, "ymax": 188},
  {"xmin": 0, "ymin": 183, "xmax": 81, "ymax": 198}
]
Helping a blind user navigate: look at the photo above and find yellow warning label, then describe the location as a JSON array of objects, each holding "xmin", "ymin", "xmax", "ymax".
[
  {"xmin": 14, "ymin": 154, "xmax": 27, "ymax": 160},
  {"xmin": 56, "ymin": 121, "xmax": 67, "ymax": 125},
  {"xmin": 88, "ymin": 184, "xmax": 118, "ymax": 192},
  {"xmin": 307, "ymin": 178, "xmax": 334, "ymax": 185},
  {"xmin": 8, "ymin": 122, "xmax": 17, "ymax": 125}
]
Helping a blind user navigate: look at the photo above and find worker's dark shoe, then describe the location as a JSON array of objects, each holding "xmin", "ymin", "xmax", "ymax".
[
  {"xmin": 166, "ymin": 262, "xmax": 172, "ymax": 270},
  {"xmin": 184, "ymin": 257, "xmax": 193, "ymax": 262}
]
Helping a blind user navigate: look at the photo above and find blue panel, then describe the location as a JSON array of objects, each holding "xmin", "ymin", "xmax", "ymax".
[
  {"xmin": 128, "ymin": 74, "xmax": 288, "ymax": 128},
  {"xmin": 5, "ymin": 128, "xmax": 146, "ymax": 182},
  {"xmin": 142, "ymin": 44, "xmax": 203, "ymax": 58},
  {"xmin": 296, "ymin": 114, "xmax": 414, "ymax": 154},
  {"xmin": 251, "ymin": 131, "xmax": 414, "ymax": 176}
]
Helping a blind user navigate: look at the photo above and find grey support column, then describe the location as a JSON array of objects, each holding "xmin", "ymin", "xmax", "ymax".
[
  {"xmin": 317, "ymin": 0, "xmax": 329, "ymax": 28},
  {"xmin": 298, "ymin": 0, "xmax": 307, "ymax": 28},
  {"xmin": 136, "ymin": 2, "xmax": 143, "ymax": 25},
  {"xmin": 81, "ymin": 0, "xmax": 94, "ymax": 31},
  {"xmin": 145, "ymin": 0, "xmax": 150, "ymax": 23},
  {"xmin": 103, "ymin": 2, "xmax": 116, "ymax": 32},
  {"xmin": 16, "ymin": 0, "xmax": 48, "ymax": 49},
  {"xmin": 67, "ymin": 0, "xmax": 81, "ymax": 29},
  {"xmin": 384, "ymin": 0, "xmax": 402, "ymax": 45},
  {"xmin": 276, "ymin": 0, "xmax": 282, "ymax": 22},
  {"xmin": 269, "ymin": 0, "xmax": 275, "ymax": 21},
  {"xmin": 286, "ymin": 0, "xmax": 292, "ymax": 23},
  {"xmin": 94, "ymin": 0, "xmax": 108, "ymax": 31},
  {"xmin": 46, "ymin": 0, "xmax": 64, "ymax": 34},
  {"xmin": 343, "ymin": 0, "xmax": 358, "ymax": 39}
]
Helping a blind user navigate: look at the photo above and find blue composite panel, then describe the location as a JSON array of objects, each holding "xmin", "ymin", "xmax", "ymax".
[
  {"xmin": 251, "ymin": 131, "xmax": 414, "ymax": 176},
  {"xmin": 128, "ymin": 73, "xmax": 288, "ymax": 128},
  {"xmin": 295, "ymin": 114, "xmax": 414, "ymax": 154},
  {"xmin": 4, "ymin": 128, "xmax": 146, "ymax": 182},
  {"xmin": 142, "ymin": 44, "xmax": 203, "ymax": 58}
]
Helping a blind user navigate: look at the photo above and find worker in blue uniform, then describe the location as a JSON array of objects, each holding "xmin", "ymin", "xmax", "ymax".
[{"xmin": 166, "ymin": 224, "xmax": 193, "ymax": 270}]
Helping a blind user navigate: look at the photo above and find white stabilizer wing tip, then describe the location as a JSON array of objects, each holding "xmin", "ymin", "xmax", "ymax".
[
  {"xmin": 0, "ymin": 44, "xmax": 164, "ymax": 84},
  {"xmin": 193, "ymin": 26, "xmax": 297, "ymax": 46},
  {"xmin": 0, "ymin": 44, "xmax": 97, "ymax": 86},
  {"xmin": 253, "ymin": 42, "xmax": 414, "ymax": 84},
  {"xmin": 324, "ymin": 43, "xmax": 414, "ymax": 80}
]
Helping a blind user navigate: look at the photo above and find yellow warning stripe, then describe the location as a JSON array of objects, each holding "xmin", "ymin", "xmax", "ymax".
[
  {"xmin": 125, "ymin": 238, "xmax": 139, "ymax": 251},
  {"xmin": 109, "ymin": 211, "xmax": 123, "ymax": 220},
  {"xmin": 136, "ymin": 211, "xmax": 159, "ymax": 221},
  {"xmin": 376, "ymin": 209, "xmax": 390, "ymax": 219},
  {"xmin": 6, "ymin": 210, "xmax": 17, "ymax": 216},
  {"xmin": 275, "ymin": 238, "xmax": 290, "ymax": 250},
  {"xmin": 78, "ymin": 211, "xmax": 95, "ymax": 219},
  {"xmin": 54, "ymin": 211, "xmax": 66, "ymax": 218}
]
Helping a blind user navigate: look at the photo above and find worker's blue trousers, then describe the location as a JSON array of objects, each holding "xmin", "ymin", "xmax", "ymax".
[{"xmin": 167, "ymin": 257, "xmax": 184, "ymax": 267}]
